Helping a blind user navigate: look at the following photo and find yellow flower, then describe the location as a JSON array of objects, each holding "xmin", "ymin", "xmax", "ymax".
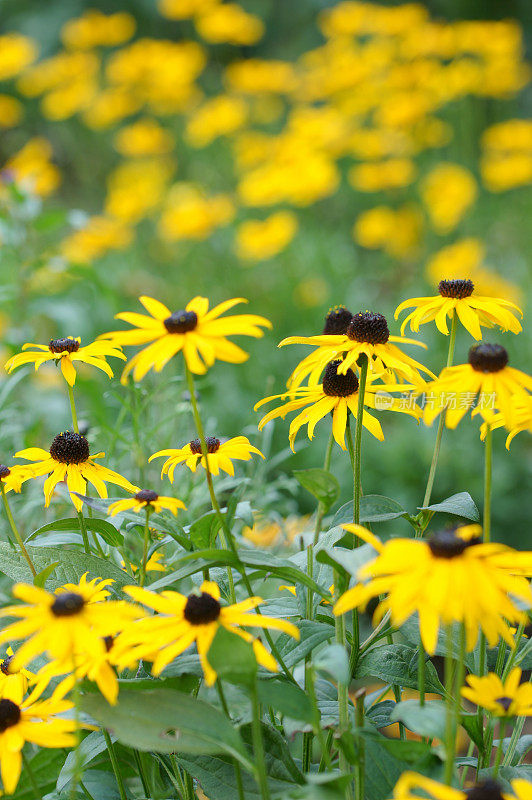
[
  {"xmin": 185, "ymin": 95, "xmax": 248, "ymax": 147},
  {"xmin": 225, "ymin": 59, "xmax": 297, "ymax": 94},
  {"xmin": 113, "ymin": 118, "xmax": 174, "ymax": 157},
  {"xmin": 395, "ymin": 279, "xmax": 522, "ymax": 339},
  {"xmin": 0, "ymin": 95, "xmax": 23, "ymax": 128},
  {"xmin": 61, "ymin": 10, "xmax": 136, "ymax": 50},
  {"xmin": 60, "ymin": 215, "xmax": 133, "ymax": 264},
  {"xmin": 243, "ymin": 517, "xmax": 309, "ymax": 547},
  {"xmin": 0, "ymin": 574, "xmax": 139, "ymax": 668},
  {"xmin": 508, "ymin": 780, "xmax": 532, "ymax": 800},
  {"xmin": 158, "ymin": 0, "xmax": 219, "ymax": 20},
  {"xmin": 4, "ymin": 137, "xmax": 60, "ymax": 197},
  {"xmin": 5, "ymin": 336, "xmax": 126, "ymax": 386},
  {"xmin": 121, "ymin": 552, "xmax": 167, "ymax": 574},
  {"xmin": 0, "ymin": 691, "xmax": 76, "ymax": 795},
  {"xmin": 390, "ymin": 772, "xmax": 463, "ymax": 800},
  {"xmin": 150, "ymin": 436, "xmax": 264, "ymax": 479},
  {"xmin": 353, "ymin": 204, "xmax": 422, "ymax": 260},
  {"xmin": 0, "ymin": 648, "xmax": 34, "ymax": 704},
  {"xmin": 481, "ymin": 395, "xmax": 532, "ymax": 448},
  {"xmin": 235, "ymin": 211, "xmax": 298, "ymax": 261},
  {"xmin": 99, "ymin": 295, "xmax": 271, "ymax": 381},
  {"xmin": 281, "ymin": 310, "xmax": 433, "ymax": 389},
  {"xmin": 0, "ymin": 463, "xmax": 32, "ymax": 494},
  {"xmin": 195, "ymin": 4, "xmax": 264, "ymax": 46},
  {"xmin": 0, "ymin": 34, "xmax": 37, "ymax": 80},
  {"xmin": 108, "ymin": 489, "xmax": 185, "ymax": 516},
  {"xmin": 420, "ymin": 163, "xmax": 477, "ymax": 233},
  {"xmin": 461, "ymin": 667, "xmax": 532, "ymax": 717},
  {"xmin": 348, "ymin": 159, "xmax": 416, "ymax": 192},
  {"xmin": 14, "ymin": 431, "xmax": 139, "ymax": 512},
  {"xmin": 333, "ymin": 525, "xmax": 532, "ymax": 654},
  {"xmin": 255, "ymin": 360, "xmax": 418, "ymax": 450},
  {"xmin": 158, "ymin": 183, "xmax": 234, "ymax": 241},
  {"xmin": 105, "ymin": 158, "xmax": 175, "ymax": 223},
  {"xmin": 422, "ymin": 344, "xmax": 532, "ymax": 429},
  {"xmin": 481, "ymin": 119, "xmax": 532, "ymax": 192},
  {"xmin": 112, "ymin": 580, "xmax": 299, "ymax": 685}
]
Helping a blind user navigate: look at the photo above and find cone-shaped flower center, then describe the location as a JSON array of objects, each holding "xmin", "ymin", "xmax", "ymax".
[
  {"xmin": 189, "ymin": 437, "xmax": 220, "ymax": 455},
  {"xmin": 163, "ymin": 311, "xmax": 198, "ymax": 334},
  {"xmin": 0, "ymin": 699, "xmax": 20, "ymax": 732},
  {"xmin": 50, "ymin": 431, "xmax": 90, "ymax": 464},
  {"xmin": 135, "ymin": 489, "xmax": 159, "ymax": 503},
  {"xmin": 495, "ymin": 696, "xmax": 513, "ymax": 713},
  {"xmin": 466, "ymin": 779, "xmax": 505, "ymax": 800},
  {"xmin": 438, "ymin": 279, "xmax": 474, "ymax": 299},
  {"xmin": 347, "ymin": 312, "xmax": 389, "ymax": 344},
  {"xmin": 322, "ymin": 361, "xmax": 359, "ymax": 397},
  {"xmin": 184, "ymin": 592, "xmax": 221, "ymax": 625},
  {"xmin": 468, "ymin": 343, "xmax": 508, "ymax": 373},
  {"xmin": 0, "ymin": 465, "xmax": 10, "ymax": 480},
  {"xmin": 323, "ymin": 306, "xmax": 353, "ymax": 335},
  {"xmin": 51, "ymin": 592, "xmax": 85, "ymax": 617},
  {"xmin": 49, "ymin": 337, "xmax": 80, "ymax": 354},
  {"xmin": 428, "ymin": 530, "xmax": 478, "ymax": 558}
]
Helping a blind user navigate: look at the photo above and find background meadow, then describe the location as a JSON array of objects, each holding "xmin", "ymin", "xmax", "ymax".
[{"xmin": 0, "ymin": 0, "xmax": 531, "ymax": 545}]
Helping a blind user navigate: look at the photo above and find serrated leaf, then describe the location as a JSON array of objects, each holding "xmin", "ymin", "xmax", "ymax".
[
  {"xmin": 419, "ymin": 492, "xmax": 479, "ymax": 521},
  {"xmin": 293, "ymin": 469, "xmax": 340, "ymax": 512}
]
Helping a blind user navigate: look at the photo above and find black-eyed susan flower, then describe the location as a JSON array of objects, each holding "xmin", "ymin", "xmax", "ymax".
[
  {"xmin": 0, "ymin": 463, "xmax": 30, "ymax": 494},
  {"xmin": 108, "ymin": 488, "xmax": 186, "ymax": 516},
  {"xmin": 0, "ymin": 690, "xmax": 76, "ymax": 795},
  {"xmin": 255, "ymin": 360, "xmax": 419, "ymax": 450},
  {"xmin": 14, "ymin": 430, "xmax": 139, "ymax": 511},
  {"xmin": 481, "ymin": 395, "xmax": 532, "ymax": 448},
  {"xmin": 507, "ymin": 780, "xmax": 532, "ymax": 800},
  {"xmin": 4, "ymin": 337, "xmax": 126, "ymax": 386},
  {"xmin": 395, "ymin": 279, "xmax": 523, "ymax": 340},
  {"xmin": 333, "ymin": 525, "xmax": 532, "ymax": 654},
  {"xmin": 121, "ymin": 551, "xmax": 167, "ymax": 574},
  {"xmin": 150, "ymin": 435, "xmax": 264, "ymax": 479},
  {"xmin": 461, "ymin": 668, "xmax": 532, "ymax": 717},
  {"xmin": 0, "ymin": 574, "xmax": 142, "ymax": 668},
  {"xmin": 112, "ymin": 580, "xmax": 299, "ymax": 686},
  {"xmin": 280, "ymin": 310, "xmax": 434, "ymax": 389},
  {"xmin": 99, "ymin": 295, "xmax": 271, "ymax": 382},
  {"xmin": 0, "ymin": 647, "xmax": 33, "ymax": 704},
  {"xmin": 422, "ymin": 343, "xmax": 532, "ymax": 430},
  {"xmin": 391, "ymin": 771, "xmax": 464, "ymax": 800}
]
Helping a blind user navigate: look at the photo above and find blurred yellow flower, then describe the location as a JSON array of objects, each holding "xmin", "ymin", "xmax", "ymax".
[
  {"xmin": 195, "ymin": 4, "xmax": 264, "ymax": 46},
  {"xmin": 60, "ymin": 216, "xmax": 133, "ymax": 264},
  {"xmin": 225, "ymin": 59, "xmax": 297, "ymax": 94},
  {"xmin": 235, "ymin": 211, "xmax": 298, "ymax": 262},
  {"xmin": 293, "ymin": 278, "xmax": 330, "ymax": 309},
  {"xmin": 0, "ymin": 95, "xmax": 23, "ymax": 128},
  {"xmin": 82, "ymin": 87, "xmax": 141, "ymax": 129},
  {"xmin": 353, "ymin": 204, "xmax": 422, "ymax": 259},
  {"xmin": 420, "ymin": 163, "xmax": 477, "ymax": 233},
  {"xmin": 481, "ymin": 120, "xmax": 532, "ymax": 192},
  {"xmin": 4, "ymin": 138, "xmax": 60, "ymax": 197},
  {"xmin": 113, "ymin": 118, "xmax": 174, "ymax": 157},
  {"xmin": 158, "ymin": 183, "xmax": 234, "ymax": 241},
  {"xmin": 0, "ymin": 34, "xmax": 37, "ymax": 80},
  {"xmin": 158, "ymin": 0, "xmax": 220, "ymax": 20},
  {"xmin": 61, "ymin": 10, "xmax": 136, "ymax": 50},
  {"xmin": 243, "ymin": 517, "xmax": 309, "ymax": 548},
  {"xmin": 105, "ymin": 159, "xmax": 175, "ymax": 223},
  {"xmin": 186, "ymin": 95, "xmax": 248, "ymax": 147},
  {"xmin": 348, "ymin": 159, "xmax": 416, "ymax": 192}
]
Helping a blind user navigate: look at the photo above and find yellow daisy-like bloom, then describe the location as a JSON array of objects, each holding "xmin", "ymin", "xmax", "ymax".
[
  {"xmin": 391, "ymin": 771, "xmax": 464, "ymax": 800},
  {"xmin": 508, "ymin": 780, "xmax": 532, "ymax": 800},
  {"xmin": 99, "ymin": 295, "xmax": 271, "ymax": 382},
  {"xmin": 112, "ymin": 580, "xmax": 300, "ymax": 686},
  {"xmin": 461, "ymin": 667, "xmax": 532, "ymax": 717},
  {"xmin": 280, "ymin": 310, "xmax": 433, "ymax": 389},
  {"xmin": 0, "ymin": 647, "xmax": 34, "ymax": 704},
  {"xmin": 108, "ymin": 488, "xmax": 186, "ymax": 516},
  {"xmin": 4, "ymin": 336, "xmax": 126, "ymax": 386},
  {"xmin": 121, "ymin": 551, "xmax": 167, "ymax": 574},
  {"xmin": 0, "ymin": 688, "xmax": 76, "ymax": 795},
  {"xmin": 481, "ymin": 395, "xmax": 532, "ymax": 448},
  {"xmin": 0, "ymin": 463, "xmax": 31, "ymax": 494},
  {"xmin": 333, "ymin": 525, "xmax": 532, "ymax": 654},
  {"xmin": 150, "ymin": 435, "xmax": 264, "ymax": 479},
  {"xmin": 423, "ymin": 343, "xmax": 532, "ymax": 430},
  {"xmin": 395, "ymin": 278, "xmax": 522, "ymax": 340},
  {"xmin": 255, "ymin": 360, "xmax": 418, "ymax": 450},
  {"xmin": 14, "ymin": 430, "xmax": 139, "ymax": 511},
  {"xmin": 0, "ymin": 574, "xmax": 141, "ymax": 668}
]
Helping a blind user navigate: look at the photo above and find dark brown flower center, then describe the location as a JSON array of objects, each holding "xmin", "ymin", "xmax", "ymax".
[
  {"xmin": 135, "ymin": 489, "xmax": 159, "ymax": 503},
  {"xmin": 495, "ymin": 696, "xmax": 513, "ymax": 713},
  {"xmin": 438, "ymin": 279, "xmax": 474, "ymax": 299},
  {"xmin": 322, "ymin": 360, "xmax": 359, "ymax": 397},
  {"xmin": 49, "ymin": 337, "xmax": 80, "ymax": 354},
  {"xmin": 51, "ymin": 592, "xmax": 85, "ymax": 617},
  {"xmin": 0, "ymin": 699, "xmax": 20, "ymax": 732},
  {"xmin": 184, "ymin": 592, "xmax": 221, "ymax": 625},
  {"xmin": 50, "ymin": 431, "xmax": 90, "ymax": 464},
  {"xmin": 103, "ymin": 635, "xmax": 114, "ymax": 653},
  {"xmin": 323, "ymin": 306, "xmax": 353, "ymax": 335},
  {"xmin": 0, "ymin": 656, "xmax": 14, "ymax": 676},
  {"xmin": 0, "ymin": 465, "xmax": 10, "ymax": 480},
  {"xmin": 347, "ymin": 312, "xmax": 389, "ymax": 344},
  {"xmin": 189, "ymin": 437, "xmax": 220, "ymax": 455},
  {"xmin": 468, "ymin": 344, "xmax": 508, "ymax": 373},
  {"xmin": 163, "ymin": 311, "xmax": 198, "ymax": 334},
  {"xmin": 428, "ymin": 530, "xmax": 478, "ymax": 558},
  {"xmin": 466, "ymin": 779, "xmax": 505, "ymax": 800}
]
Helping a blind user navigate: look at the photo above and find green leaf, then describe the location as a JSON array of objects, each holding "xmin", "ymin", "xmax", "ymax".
[
  {"xmin": 419, "ymin": 492, "xmax": 479, "ymax": 521},
  {"xmin": 314, "ymin": 643, "xmax": 350, "ymax": 685},
  {"xmin": 460, "ymin": 712, "xmax": 484, "ymax": 750},
  {"xmin": 366, "ymin": 700, "xmax": 396, "ymax": 728},
  {"xmin": 293, "ymin": 468, "xmax": 340, "ymax": 512},
  {"xmin": 391, "ymin": 699, "xmax": 446, "ymax": 740},
  {"xmin": 316, "ymin": 544, "xmax": 375, "ymax": 579},
  {"xmin": 283, "ymin": 773, "xmax": 352, "ymax": 799},
  {"xmin": 57, "ymin": 731, "xmax": 114, "ymax": 791},
  {"xmin": 0, "ymin": 543, "xmax": 132, "ymax": 589},
  {"xmin": 27, "ymin": 517, "xmax": 124, "ymax": 547},
  {"xmin": 11, "ymin": 748, "xmax": 65, "ymax": 799},
  {"xmin": 257, "ymin": 679, "xmax": 313, "ymax": 723},
  {"xmin": 81, "ymin": 689, "xmax": 252, "ymax": 769},
  {"xmin": 357, "ymin": 645, "xmax": 445, "ymax": 695},
  {"xmin": 275, "ymin": 621, "xmax": 335, "ymax": 670},
  {"xmin": 333, "ymin": 495, "xmax": 408, "ymax": 526},
  {"xmin": 33, "ymin": 561, "xmax": 59, "ymax": 588},
  {"xmin": 478, "ymin": 765, "xmax": 532, "ymax": 789},
  {"xmin": 208, "ymin": 626, "xmax": 257, "ymax": 686},
  {"xmin": 188, "ymin": 511, "xmax": 220, "ymax": 549}
]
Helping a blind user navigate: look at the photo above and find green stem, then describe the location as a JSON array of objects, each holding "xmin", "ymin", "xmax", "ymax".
[
  {"xmin": 418, "ymin": 629, "xmax": 426, "ymax": 707},
  {"xmin": 502, "ymin": 622, "xmax": 525, "ymax": 681},
  {"xmin": 67, "ymin": 382, "xmax": 79, "ymax": 434},
  {"xmin": 69, "ymin": 665, "xmax": 82, "ymax": 800},
  {"xmin": 21, "ymin": 751, "xmax": 41, "ymax": 800},
  {"xmin": 334, "ymin": 572, "xmax": 352, "ymax": 797},
  {"xmin": 354, "ymin": 690, "xmax": 365, "ymax": 800},
  {"xmin": 312, "ymin": 430, "xmax": 334, "ymax": 548},
  {"xmin": 1, "ymin": 483, "xmax": 37, "ymax": 576},
  {"xmin": 251, "ymin": 679, "xmax": 271, "ymax": 800},
  {"xmin": 422, "ymin": 312, "xmax": 458, "ymax": 509},
  {"xmin": 132, "ymin": 750, "xmax": 150, "ymax": 798},
  {"xmin": 103, "ymin": 729, "xmax": 128, "ymax": 800},
  {"xmin": 77, "ymin": 510, "xmax": 91, "ymax": 555},
  {"xmin": 353, "ymin": 355, "xmax": 368, "ymax": 526},
  {"xmin": 306, "ymin": 661, "xmax": 332, "ymax": 770},
  {"xmin": 139, "ymin": 506, "xmax": 152, "ymax": 587},
  {"xmin": 483, "ymin": 423, "xmax": 492, "ymax": 543},
  {"xmin": 502, "ymin": 716, "xmax": 525, "ymax": 766},
  {"xmin": 217, "ymin": 681, "xmax": 245, "ymax": 800},
  {"xmin": 444, "ymin": 625, "xmax": 462, "ymax": 785},
  {"xmin": 493, "ymin": 719, "xmax": 507, "ymax": 777}
]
